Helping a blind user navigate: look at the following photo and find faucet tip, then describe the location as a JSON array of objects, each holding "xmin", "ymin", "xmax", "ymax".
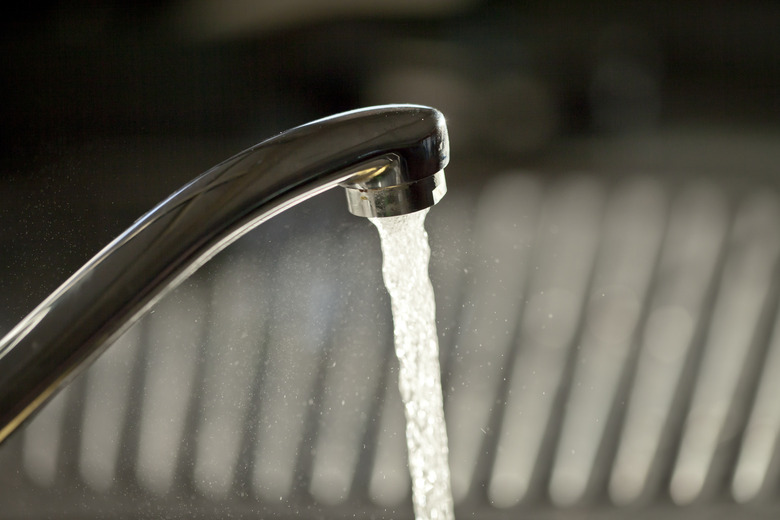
[
  {"xmin": 340, "ymin": 105, "xmax": 449, "ymax": 218},
  {"xmin": 344, "ymin": 168, "xmax": 447, "ymax": 218}
]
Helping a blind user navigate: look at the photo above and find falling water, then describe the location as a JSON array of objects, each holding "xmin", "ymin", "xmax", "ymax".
[{"xmin": 370, "ymin": 208, "xmax": 455, "ymax": 520}]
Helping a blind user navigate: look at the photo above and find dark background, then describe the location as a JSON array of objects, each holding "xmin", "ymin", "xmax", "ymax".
[{"xmin": 1, "ymin": 0, "xmax": 779, "ymax": 331}]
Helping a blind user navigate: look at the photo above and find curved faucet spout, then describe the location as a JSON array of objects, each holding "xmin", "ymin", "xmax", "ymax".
[{"xmin": 0, "ymin": 104, "xmax": 449, "ymax": 443}]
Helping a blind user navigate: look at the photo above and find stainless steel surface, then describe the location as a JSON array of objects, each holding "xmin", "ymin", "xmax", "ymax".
[
  {"xmin": 342, "ymin": 158, "xmax": 447, "ymax": 218},
  {"xmin": 0, "ymin": 104, "xmax": 449, "ymax": 444}
]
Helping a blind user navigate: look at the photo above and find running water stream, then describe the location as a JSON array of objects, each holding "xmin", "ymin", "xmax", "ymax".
[{"xmin": 370, "ymin": 208, "xmax": 455, "ymax": 520}]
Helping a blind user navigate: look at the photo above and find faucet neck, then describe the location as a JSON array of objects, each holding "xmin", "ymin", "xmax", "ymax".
[{"xmin": 0, "ymin": 105, "xmax": 449, "ymax": 443}]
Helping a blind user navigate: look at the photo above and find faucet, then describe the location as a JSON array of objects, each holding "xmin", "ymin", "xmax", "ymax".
[{"xmin": 0, "ymin": 104, "xmax": 449, "ymax": 444}]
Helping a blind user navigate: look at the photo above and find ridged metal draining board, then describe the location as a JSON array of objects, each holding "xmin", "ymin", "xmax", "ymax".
[{"xmin": 1, "ymin": 172, "xmax": 780, "ymax": 519}]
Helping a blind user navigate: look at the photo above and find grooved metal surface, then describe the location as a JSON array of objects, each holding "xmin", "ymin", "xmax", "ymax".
[{"xmin": 2, "ymin": 172, "xmax": 780, "ymax": 519}]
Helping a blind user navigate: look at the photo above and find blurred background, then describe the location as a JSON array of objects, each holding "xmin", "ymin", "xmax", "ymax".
[
  {"xmin": 2, "ymin": 0, "xmax": 778, "ymax": 326},
  {"xmin": 0, "ymin": 1, "xmax": 779, "ymax": 518}
]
